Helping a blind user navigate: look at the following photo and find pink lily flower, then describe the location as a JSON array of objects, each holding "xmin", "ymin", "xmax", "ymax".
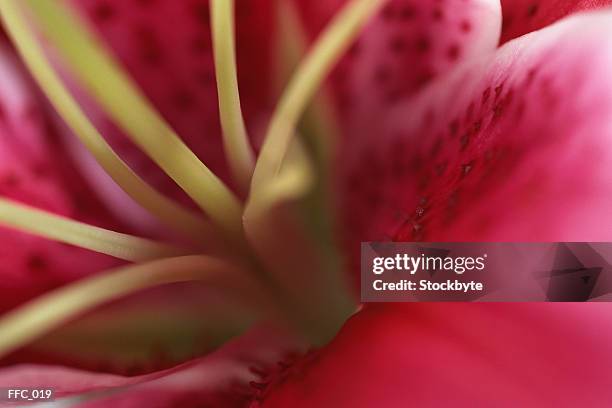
[{"xmin": 0, "ymin": 0, "xmax": 612, "ymax": 406}]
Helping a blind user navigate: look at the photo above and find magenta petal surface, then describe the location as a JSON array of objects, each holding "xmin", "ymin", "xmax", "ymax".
[
  {"xmin": 339, "ymin": 10, "xmax": 612, "ymax": 251},
  {"xmin": 253, "ymin": 303, "xmax": 612, "ymax": 407},
  {"xmin": 296, "ymin": 0, "xmax": 501, "ymax": 137},
  {"xmin": 0, "ymin": 326, "xmax": 297, "ymax": 407},
  {"xmin": 501, "ymin": 0, "xmax": 612, "ymax": 43}
]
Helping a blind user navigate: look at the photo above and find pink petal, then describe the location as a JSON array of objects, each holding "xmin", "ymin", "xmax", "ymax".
[
  {"xmin": 338, "ymin": 10, "xmax": 612, "ymax": 253},
  {"xmin": 252, "ymin": 303, "xmax": 612, "ymax": 407},
  {"xmin": 501, "ymin": 0, "xmax": 612, "ymax": 43},
  {"xmin": 0, "ymin": 46, "xmax": 118, "ymax": 312},
  {"xmin": 296, "ymin": 0, "xmax": 501, "ymax": 131},
  {"xmin": 0, "ymin": 325, "xmax": 299, "ymax": 407}
]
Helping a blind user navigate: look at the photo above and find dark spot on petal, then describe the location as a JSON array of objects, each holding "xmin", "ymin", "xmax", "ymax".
[
  {"xmin": 460, "ymin": 20, "xmax": 472, "ymax": 33},
  {"xmin": 194, "ymin": 69, "xmax": 214, "ymax": 87},
  {"xmin": 27, "ymin": 254, "xmax": 47, "ymax": 273},
  {"xmin": 415, "ymin": 69, "xmax": 435, "ymax": 88},
  {"xmin": 134, "ymin": 27, "xmax": 163, "ymax": 65},
  {"xmin": 191, "ymin": 36, "xmax": 210, "ymax": 55},
  {"xmin": 527, "ymin": 4, "xmax": 539, "ymax": 17},
  {"xmin": 31, "ymin": 163, "xmax": 49, "ymax": 179},
  {"xmin": 429, "ymin": 137, "xmax": 443, "ymax": 157},
  {"xmin": 400, "ymin": 5, "xmax": 417, "ymax": 20},
  {"xmin": 91, "ymin": 1, "xmax": 115, "ymax": 23},
  {"xmin": 493, "ymin": 103, "xmax": 503, "ymax": 118},
  {"xmin": 134, "ymin": 0, "xmax": 158, "ymax": 5},
  {"xmin": 381, "ymin": 4, "xmax": 396, "ymax": 20},
  {"xmin": 435, "ymin": 161, "xmax": 447, "ymax": 176},
  {"xmin": 374, "ymin": 65, "xmax": 391, "ymax": 84},
  {"xmin": 465, "ymin": 102, "xmax": 475, "ymax": 123},
  {"xmin": 415, "ymin": 36, "xmax": 431, "ymax": 54},
  {"xmin": 505, "ymin": 89, "xmax": 515, "ymax": 106},
  {"xmin": 385, "ymin": 89, "xmax": 406, "ymax": 103},
  {"xmin": 191, "ymin": 1, "xmax": 210, "ymax": 26},
  {"xmin": 449, "ymin": 119, "xmax": 460, "ymax": 137},
  {"xmin": 525, "ymin": 68, "xmax": 538, "ymax": 86},
  {"xmin": 447, "ymin": 44, "xmax": 460, "ymax": 61},
  {"xmin": 348, "ymin": 41, "xmax": 362, "ymax": 58},
  {"xmin": 390, "ymin": 36, "xmax": 407, "ymax": 53},
  {"xmin": 432, "ymin": 8, "xmax": 444, "ymax": 21},
  {"xmin": 495, "ymin": 84, "xmax": 504, "ymax": 99},
  {"xmin": 172, "ymin": 90, "xmax": 196, "ymax": 111},
  {"xmin": 1, "ymin": 173, "xmax": 19, "ymax": 188},
  {"xmin": 482, "ymin": 87, "xmax": 491, "ymax": 105},
  {"xmin": 460, "ymin": 133, "xmax": 470, "ymax": 151}
]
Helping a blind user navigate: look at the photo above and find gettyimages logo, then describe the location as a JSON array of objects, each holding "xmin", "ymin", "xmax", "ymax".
[
  {"xmin": 361, "ymin": 242, "xmax": 612, "ymax": 302},
  {"xmin": 372, "ymin": 252, "xmax": 487, "ymax": 275}
]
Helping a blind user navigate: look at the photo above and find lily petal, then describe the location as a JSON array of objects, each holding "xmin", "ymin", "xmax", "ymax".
[
  {"xmin": 295, "ymin": 0, "xmax": 501, "ymax": 132},
  {"xmin": 0, "ymin": 325, "xmax": 300, "ymax": 407},
  {"xmin": 0, "ymin": 46, "xmax": 118, "ymax": 312},
  {"xmin": 339, "ymin": 10, "xmax": 612, "ymax": 253},
  {"xmin": 252, "ymin": 303, "xmax": 612, "ymax": 407},
  {"xmin": 501, "ymin": 0, "xmax": 612, "ymax": 43}
]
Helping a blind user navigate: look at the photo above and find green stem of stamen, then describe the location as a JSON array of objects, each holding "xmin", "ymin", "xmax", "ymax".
[
  {"xmin": 0, "ymin": 255, "xmax": 269, "ymax": 358},
  {"xmin": 0, "ymin": 198, "xmax": 188, "ymax": 262},
  {"xmin": 211, "ymin": 0, "xmax": 255, "ymax": 193}
]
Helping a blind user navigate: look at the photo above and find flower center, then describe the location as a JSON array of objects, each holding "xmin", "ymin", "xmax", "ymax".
[{"xmin": 0, "ymin": 0, "xmax": 386, "ymax": 358}]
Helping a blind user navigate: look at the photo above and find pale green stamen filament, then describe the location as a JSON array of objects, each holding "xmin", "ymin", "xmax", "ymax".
[
  {"xmin": 0, "ymin": 199, "xmax": 187, "ymax": 262},
  {"xmin": 0, "ymin": 255, "xmax": 266, "ymax": 358},
  {"xmin": 0, "ymin": 0, "xmax": 212, "ymax": 241},
  {"xmin": 26, "ymin": 0, "xmax": 243, "ymax": 238},
  {"xmin": 250, "ymin": 0, "xmax": 385, "ymax": 194},
  {"xmin": 211, "ymin": 0, "xmax": 255, "ymax": 193},
  {"xmin": 276, "ymin": 0, "xmax": 341, "ymax": 162}
]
